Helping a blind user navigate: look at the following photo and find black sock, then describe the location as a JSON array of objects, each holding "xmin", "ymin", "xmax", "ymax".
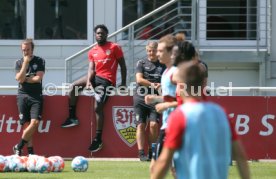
[
  {"xmin": 96, "ymin": 130, "xmax": 102, "ymax": 141},
  {"xmin": 17, "ymin": 139, "xmax": 27, "ymax": 150},
  {"xmin": 148, "ymin": 148, "xmax": 152, "ymax": 159},
  {"xmin": 69, "ymin": 105, "xmax": 76, "ymax": 118},
  {"xmin": 27, "ymin": 147, "xmax": 34, "ymax": 155},
  {"xmin": 139, "ymin": 149, "xmax": 145, "ymax": 156}
]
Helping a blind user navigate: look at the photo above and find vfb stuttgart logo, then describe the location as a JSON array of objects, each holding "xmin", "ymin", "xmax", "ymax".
[{"xmin": 112, "ymin": 106, "xmax": 136, "ymax": 147}]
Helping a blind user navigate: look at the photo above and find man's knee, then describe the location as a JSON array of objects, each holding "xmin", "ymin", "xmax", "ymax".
[
  {"xmin": 24, "ymin": 120, "xmax": 39, "ymax": 134},
  {"xmin": 30, "ymin": 119, "xmax": 40, "ymax": 128},
  {"xmin": 70, "ymin": 77, "xmax": 87, "ymax": 94},
  {"xmin": 149, "ymin": 122, "xmax": 158, "ymax": 130},
  {"xmin": 71, "ymin": 84, "xmax": 84, "ymax": 93},
  {"xmin": 137, "ymin": 123, "xmax": 146, "ymax": 130}
]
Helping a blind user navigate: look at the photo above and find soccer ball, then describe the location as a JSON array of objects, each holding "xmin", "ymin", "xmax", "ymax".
[
  {"xmin": 8, "ymin": 155, "xmax": 26, "ymax": 172},
  {"xmin": 21, "ymin": 156, "xmax": 28, "ymax": 164},
  {"xmin": 5, "ymin": 155, "xmax": 13, "ymax": 172},
  {"xmin": 48, "ymin": 156, "xmax": 65, "ymax": 172},
  {"xmin": 36, "ymin": 156, "xmax": 52, "ymax": 173},
  {"xmin": 71, "ymin": 156, "xmax": 88, "ymax": 172},
  {"xmin": 0, "ymin": 155, "xmax": 9, "ymax": 172},
  {"xmin": 26, "ymin": 155, "xmax": 39, "ymax": 172},
  {"xmin": 55, "ymin": 156, "xmax": 65, "ymax": 171}
]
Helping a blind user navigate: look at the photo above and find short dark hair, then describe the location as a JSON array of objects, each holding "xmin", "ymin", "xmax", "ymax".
[
  {"xmin": 185, "ymin": 65, "xmax": 204, "ymax": 95},
  {"xmin": 174, "ymin": 41, "xmax": 196, "ymax": 66},
  {"xmin": 94, "ymin": 24, "xmax": 109, "ymax": 34},
  {"xmin": 22, "ymin": 38, "xmax": 34, "ymax": 50}
]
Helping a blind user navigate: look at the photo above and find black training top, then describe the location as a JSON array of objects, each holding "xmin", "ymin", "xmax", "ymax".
[
  {"xmin": 134, "ymin": 58, "xmax": 166, "ymax": 97},
  {"xmin": 15, "ymin": 56, "xmax": 45, "ymax": 95}
]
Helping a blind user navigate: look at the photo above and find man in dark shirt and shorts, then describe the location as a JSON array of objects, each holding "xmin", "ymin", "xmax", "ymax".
[
  {"xmin": 134, "ymin": 41, "xmax": 166, "ymax": 161},
  {"xmin": 13, "ymin": 38, "xmax": 45, "ymax": 156}
]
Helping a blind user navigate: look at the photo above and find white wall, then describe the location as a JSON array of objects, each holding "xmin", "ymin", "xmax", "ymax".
[
  {"xmin": 208, "ymin": 69, "xmax": 259, "ymax": 96},
  {"xmin": 93, "ymin": 0, "xmax": 117, "ymax": 34}
]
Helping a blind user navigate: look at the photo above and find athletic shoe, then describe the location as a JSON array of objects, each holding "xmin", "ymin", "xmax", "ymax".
[
  {"xmin": 13, "ymin": 145, "xmax": 22, "ymax": 156},
  {"xmin": 61, "ymin": 117, "xmax": 79, "ymax": 128},
  {"xmin": 88, "ymin": 139, "xmax": 103, "ymax": 152},
  {"xmin": 139, "ymin": 154, "xmax": 149, "ymax": 162}
]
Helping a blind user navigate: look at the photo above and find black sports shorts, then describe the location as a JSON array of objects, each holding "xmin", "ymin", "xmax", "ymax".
[
  {"xmin": 133, "ymin": 95, "xmax": 160, "ymax": 125},
  {"xmin": 92, "ymin": 76, "xmax": 113, "ymax": 104},
  {"xmin": 16, "ymin": 94, "xmax": 43, "ymax": 125}
]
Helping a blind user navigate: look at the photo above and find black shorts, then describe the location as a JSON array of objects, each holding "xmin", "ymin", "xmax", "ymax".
[
  {"xmin": 133, "ymin": 95, "xmax": 160, "ymax": 125},
  {"xmin": 153, "ymin": 129, "xmax": 165, "ymax": 160},
  {"xmin": 92, "ymin": 76, "xmax": 113, "ymax": 104},
  {"xmin": 17, "ymin": 94, "xmax": 43, "ymax": 125}
]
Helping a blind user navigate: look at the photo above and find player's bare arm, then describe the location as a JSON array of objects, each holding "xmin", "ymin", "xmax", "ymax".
[
  {"xmin": 151, "ymin": 147, "xmax": 175, "ymax": 179},
  {"xmin": 86, "ymin": 61, "xmax": 95, "ymax": 90},
  {"xmin": 155, "ymin": 101, "xmax": 178, "ymax": 113},
  {"xmin": 136, "ymin": 73, "xmax": 161, "ymax": 90},
  {"xmin": 24, "ymin": 71, "xmax": 44, "ymax": 83},
  {"xmin": 15, "ymin": 56, "xmax": 32, "ymax": 83},
  {"xmin": 145, "ymin": 95, "xmax": 163, "ymax": 104},
  {"xmin": 232, "ymin": 140, "xmax": 251, "ymax": 179},
  {"xmin": 118, "ymin": 57, "xmax": 127, "ymax": 86}
]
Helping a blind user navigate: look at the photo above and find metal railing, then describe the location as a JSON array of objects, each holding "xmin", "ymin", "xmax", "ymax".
[
  {"xmin": 65, "ymin": 0, "xmax": 270, "ymax": 84},
  {"xmin": 65, "ymin": 0, "xmax": 179, "ymax": 84}
]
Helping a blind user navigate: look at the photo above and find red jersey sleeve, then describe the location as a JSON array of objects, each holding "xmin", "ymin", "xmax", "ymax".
[
  {"xmin": 176, "ymin": 95, "xmax": 183, "ymax": 106},
  {"xmin": 228, "ymin": 117, "xmax": 238, "ymax": 141},
  {"xmin": 114, "ymin": 44, "xmax": 123, "ymax": 60},
  {"xmin": 223, "ymin": 108, "xmax": 238, "ymax": 141},
  {"xmin": 164, "ymin": 108, "xmax": 186, "ymax": 149},
  {"xmin": 88, "ymin": 48, "xmax": 94, "ymax": 62}
]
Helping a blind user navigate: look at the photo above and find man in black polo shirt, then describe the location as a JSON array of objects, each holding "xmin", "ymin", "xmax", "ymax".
[
  {"xmin": 13, "ymin": 39, "xmax": 45, "ymax": 156},
  {"xmin": 134, "ymin": 41, "xmax": 166, "ymax": 161}
]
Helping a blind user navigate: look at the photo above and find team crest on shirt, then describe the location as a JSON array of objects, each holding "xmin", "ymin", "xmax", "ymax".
[
  {"xmin": 156, "ymin": 66, "xmax": 163, "ymax": 74},
  {"xmin": 113, "ymin": 106, "xmax": 136, "ymax": 147},
  {"xmin": 106, "ymin": 49, "xmax": 111, "ymax": 56},
  {"xmin": 32, "ymin": 64, "xmax": 38, "ymax": 70}
]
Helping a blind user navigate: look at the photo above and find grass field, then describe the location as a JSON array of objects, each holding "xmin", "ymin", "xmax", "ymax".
[{"xmin": 1, "ymin": 160, "xmax": 275, "ymax": 179}]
